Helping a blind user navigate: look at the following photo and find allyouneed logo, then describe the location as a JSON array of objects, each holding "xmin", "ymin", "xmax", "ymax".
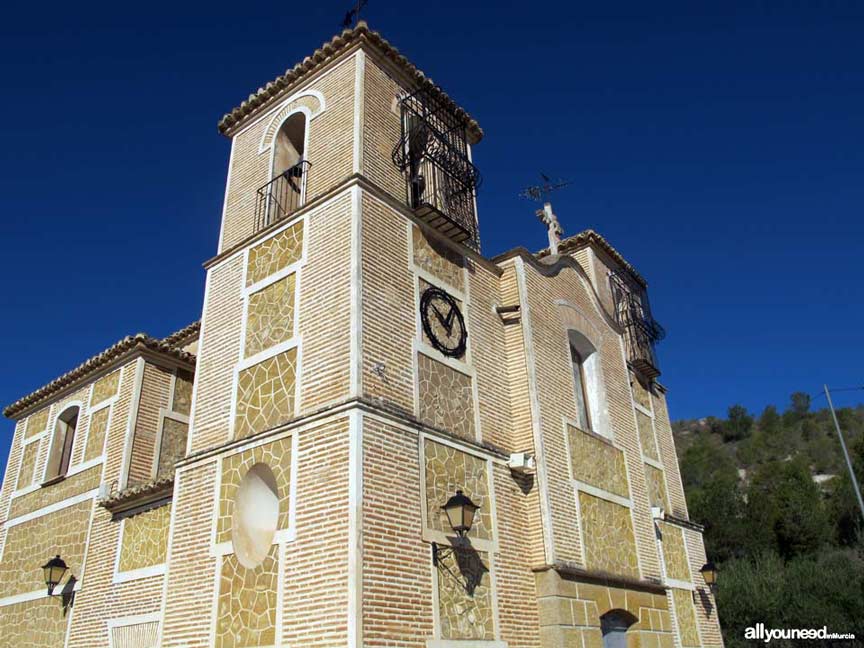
[{"xmin": 745, "ymin": 624, "xmax": 856, "ymax": 643}]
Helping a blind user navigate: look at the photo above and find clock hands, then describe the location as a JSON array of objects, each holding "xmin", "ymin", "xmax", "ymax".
[{"xmin": 431, "ymin": 301, "xmax": 458, "ymax": 336}]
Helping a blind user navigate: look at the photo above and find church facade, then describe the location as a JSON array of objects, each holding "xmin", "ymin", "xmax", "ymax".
[{"xmin": 0, "ymin": 23, "xmax": 722, "ymax": 648}]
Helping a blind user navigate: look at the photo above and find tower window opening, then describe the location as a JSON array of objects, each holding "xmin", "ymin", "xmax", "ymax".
[{"xmin": 255, "ymin": 112, "xmax": 310, "ymax": 232}]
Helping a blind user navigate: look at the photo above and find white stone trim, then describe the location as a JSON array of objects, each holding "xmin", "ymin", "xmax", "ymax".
[
  {"xmin": 187, "ymin": 266, "xmax": 211, "ymax": 457},
  {"xmin": 349, "ymin": 185, "xmax": 364, "ymax": 397},
  {"xmin": 21, "ymin": 429, "xmax": 47, "ymax": 446},
  {"xmin": 155, "ymin": 473, "xmax": 181, "ymax": 647},
  {"xmin": 112, "ymin": 563, "xmax": 166, "ymax": 584},
  {"xmin": 4, "ymin": 488, "xmax": 98, "ymax": 528},
  {"xmin": 514, "ymin": 257, "xmax": 556, "ymax": 564},
  {"xmin": 257, "ymin": 90, "xmax": 326, "ymax": 152},
  {"xmin": 427, "ymin": 642, "xmax": 507, "ymax": 648},
  {"xmin": 0, "ymin": 581, "xmax": 82, "ymax": 608},
  {"xmin": 352, "ymin": 49, "xmax": 365, "ymax": 174},
  {"xmin": 347, "ymin": 409, "xmax": 363, "ymax": 648}
]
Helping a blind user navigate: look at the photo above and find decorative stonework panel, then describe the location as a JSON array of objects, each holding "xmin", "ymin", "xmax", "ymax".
[
  {"xmin": 631, "ymin": 371, "xmax": 653, "ymax": 411},
  {"xmin": 9, "ymin": 465, "xmax": 101, "ymax": 519},
  {"xmin": 578, "ymin": 492, "xmax": 639, "ymax": 578},
  {"xmin": 636, "ymin": 410, "xmax": 659, "ymax": 461},
  {"xmin": 172, "ymin": 370, "xmax": 194, "ymax": 415},
  {"xmin": 25, "ymin": 408, "xmax": 49, "ymax": 439},
  {"xmin": 111, "ymin": 621, "xmax": 159, "ymax": 648},
  {"xmin": 660, "ymin": 522, "xmax": 691, "ymax": 582},
  {"xmin": 16, "ymin": 442, "xmax": 39, "ymax": 489},
  {"xmin": 84, "ymin": 406, "xmax": 110, "ymax": 462},
  {"xmin": 0, "ymin": 500, "xmax": 91, "ymax": 596},
  {"xmin": 423, "ymin": 438, "xmax": 492, "ymax": 541},
  {"xmin": 645, "ymin": 464, "xmax": 669, "ymax": 511},
  {"xmin": 567, "ymin": 424, "xmax": 629, "ymax": 497},
  {"xmin": 217, "ymin": 437, "xmax": 292, "ymax": 545},
  {"xmin": 246, "ymin": 220, "xmax": 303, "ymax": 286},
  {"xmin": 672, "ymin": 588, "xmax": 701, "ymax": 647},
  {"xmin": 235, "ymin": 348, "xmax": 297, "ymax": 439},
  {"xmin": 157, "ymin": 418, "xmax": 188, "ymax": 478},
  {"xmin": 417, "ymin": 353, "xmax": 475, "ymax": 441},
  {"xmin": 119, "ymin": 504, "xmax": 171, "ymax": 572},
  {"xmin": 437, "ymin": 548, "xmax": 494, "ymax": 640},
  {"xmin": 216, "ymin": 547, "xmax": 278, "ymax": 648},
  {"xmin": 91, "ymin": 370, "xmax": 121, "ymax": 407},
  {"xmin": 0, "ymin": 597, "xmax": 69, "ymax": 648},
  {"xmin": 245, "ymin": 273, "xmax": 296, "ymax": 358},
  {"xmin": 413, "ymin": 227, "xmax": 465, "ymax": 290}
]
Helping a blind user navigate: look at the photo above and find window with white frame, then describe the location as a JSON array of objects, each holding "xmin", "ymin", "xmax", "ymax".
[{"xmin": 568, "ymin": 329, "xmax": 609, "ymax": 437}]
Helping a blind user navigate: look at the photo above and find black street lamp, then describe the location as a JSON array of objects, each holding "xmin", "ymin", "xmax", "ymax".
[
  {"xmin": 432, "ymin": 490, "xmax": 480, "ymax": 567},
  {"xmin": 700, "ymin": 561, "xmax": 718, "ymax": 593},
  {"xmin": 41, "ymin": 555, "xmax": 68, "ymax": 597}
]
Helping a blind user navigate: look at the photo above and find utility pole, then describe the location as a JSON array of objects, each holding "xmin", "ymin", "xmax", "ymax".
[{"xmin": 824, "ymin": 384, "xmax": 864, "ymax": 524}]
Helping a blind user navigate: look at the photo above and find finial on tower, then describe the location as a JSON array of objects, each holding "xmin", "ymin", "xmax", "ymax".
[{"xmin": 537, "ymin": 203, "xmax": 563, "ymax": 255}]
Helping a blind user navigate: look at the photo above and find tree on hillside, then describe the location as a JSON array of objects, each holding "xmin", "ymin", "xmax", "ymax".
[
  {"xmin": 829, "ymin": 435, "xmax": 864, "ymax": 547},
  {"xmin": 746, "ymin": 457, "xmax": 830, "ymax": 560},
  {"xmin": 790, "ymin": 391, "xmax": 811, "ymax": 416},
  {"xmin": 722, "ymin": 404, "xmax": 753, "ymax": 442}
]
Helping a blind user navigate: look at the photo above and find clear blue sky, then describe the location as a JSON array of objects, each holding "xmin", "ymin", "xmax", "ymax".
[{"xmin": 2, "ymin": 2, "xmax": 863, "ymax": 467}]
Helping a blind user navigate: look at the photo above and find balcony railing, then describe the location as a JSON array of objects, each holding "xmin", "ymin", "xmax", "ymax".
[
  {"xmin": 254, "ymin": 160, "xmax": 310, "ymax": 233},
  {"xmin": 610, "ymin": 271, "xmax": 665, "ymax": 379},
  {"xmin": 408, "ymin": 157, "xmax": 477, "ymax": 245},
  {"xmin": 392, "ymin": 88, "xmax": 481, "ymax": 248}
]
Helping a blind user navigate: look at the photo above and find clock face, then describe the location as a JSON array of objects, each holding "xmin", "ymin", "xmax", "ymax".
[{"xmin": 420, "ymin": 286, "xmax": 467, "ymax": 358}]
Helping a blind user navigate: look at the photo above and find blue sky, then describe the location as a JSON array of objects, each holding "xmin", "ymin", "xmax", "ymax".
[{"xmin": 1, "ymin": 1, "xmax": 863, "ymax": 467}]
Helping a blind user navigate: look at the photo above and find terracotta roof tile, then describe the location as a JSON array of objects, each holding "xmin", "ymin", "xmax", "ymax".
[
  {"xmin": 3, "ymin": 332, "xmax": 197, "ymax": 419},
  {"xmin": 217, "ymin": 21, "xmax": 483, "ymax": 143}
]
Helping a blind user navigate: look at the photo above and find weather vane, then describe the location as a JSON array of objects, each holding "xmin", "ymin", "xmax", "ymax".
[
  {"xmin": 519, "ymin": 172, "xmax": 572, "ymax": 203},
  {"xmin": 342, "ymin": 0, "xmax": 368, "ymax": 28}
]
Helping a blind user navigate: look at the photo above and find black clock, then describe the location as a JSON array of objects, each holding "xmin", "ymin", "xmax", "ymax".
[{"xmin": 420, "ymin": 286, "xmax": 467, "ymax": 359}]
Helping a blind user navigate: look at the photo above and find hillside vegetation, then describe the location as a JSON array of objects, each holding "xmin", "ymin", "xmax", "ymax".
[{"xmin": 673, "ymin": 394, "xmax": 864, "ymax": 646}]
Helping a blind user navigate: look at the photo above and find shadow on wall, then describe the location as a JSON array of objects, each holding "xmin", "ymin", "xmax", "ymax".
[{"xmin": 435, "ymin": 536, "xmax": 488, "ymax": 596}]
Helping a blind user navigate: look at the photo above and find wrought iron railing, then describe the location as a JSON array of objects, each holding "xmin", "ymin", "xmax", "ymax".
[
  {"xmin": 392, "ymin": 88, "xmax": 481, "ymax": 247},
  {"xmin": 610, "ymin": 271, "xmax": 665, "ymax": 378},
  {"xmin": 254, "ymin": 160, "xmax": 310, "ymax": 232}
]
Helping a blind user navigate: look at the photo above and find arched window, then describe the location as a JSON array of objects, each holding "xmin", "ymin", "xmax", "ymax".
[
  {"xmin": 568, "ymin": 330, "xmax": 609, "ymax": 437},
  {"xmin": 600, "ymin": 610, "xmax": 637, "ymax": 648},
  {"xmin": 46, "ymin": 406, "xmax": 79, "ymax": 480},
  {"xmin": 258, "ymin": 112, "xmax": 308, "ymax": 228},
  {"xmin": 272, "ymin": 112, "xmax": 306, "ymax": 179}
]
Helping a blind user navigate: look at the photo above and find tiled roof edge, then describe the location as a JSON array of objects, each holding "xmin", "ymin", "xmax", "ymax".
[
  {"xmin": 537, "ymin": 229, "xmax": 647, "ymax": 288},
  {"xmin": 3, "ymin": 334, "xmax": 197, "ymax": 419},
  {"xmin": 216, "ymin": 21, "xmax": 483, "ymax": 143},
  {"xmin": 162, "ymin": 320, "xmax": 201, "ymax": 350}
]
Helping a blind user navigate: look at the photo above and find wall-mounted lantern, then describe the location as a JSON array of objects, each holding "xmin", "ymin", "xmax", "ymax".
[
  {"xmin": 700, "ymin": 561, "xmax": 718, "ymax": 593},
  {"xmin": 432, "ymin": 490, "xmax": 479, "ymax": 566},
  {"xmin": 41, "ymin": 555, "xmax": 68, "ymax": 596}
]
